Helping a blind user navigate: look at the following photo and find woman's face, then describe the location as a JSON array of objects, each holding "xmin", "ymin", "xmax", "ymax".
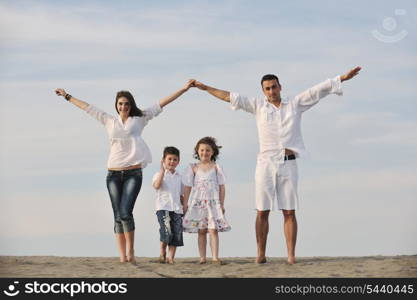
[{"xmin": 117, "ymin": 97, "xmax": 131, "ymax": 115}]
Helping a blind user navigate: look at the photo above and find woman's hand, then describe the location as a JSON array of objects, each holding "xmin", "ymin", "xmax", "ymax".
[
  {"xmin": 55, "ymin": 88, "xmax": 67, "ymax": 97},
  {"xmin": 183, "ymin": 79, "xmax": 196, "ymax": 91}
]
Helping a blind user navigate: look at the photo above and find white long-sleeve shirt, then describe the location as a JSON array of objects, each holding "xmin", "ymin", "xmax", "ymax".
[
  {"xmin": 230, "ymin": 76, "xmax": 343, "ymax": 163},
  {"xmin": 85, "ymin": 103, "xmax": 162, "ymax": 169}
]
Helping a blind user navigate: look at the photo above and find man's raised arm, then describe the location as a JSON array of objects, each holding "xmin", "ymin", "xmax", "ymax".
[
  {"xmin": 340, "ymin": 66, "xmax": 361, "ymax": 82},
  {"xmin": 295, "ymin": 66, "xmax": 362, "ymax": 112},
  {"xmin": 194, "ymin": 80, "xmax": 231, "ymax": 102}
]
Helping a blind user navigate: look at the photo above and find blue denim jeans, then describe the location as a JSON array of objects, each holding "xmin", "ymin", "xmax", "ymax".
[
  {"xmin": 106, "ymin": 168, "xmax": 142, "ymax": 233},
  {"xmin": 156, "ymin": 210, "xmax": 184, "ymax": 247}
]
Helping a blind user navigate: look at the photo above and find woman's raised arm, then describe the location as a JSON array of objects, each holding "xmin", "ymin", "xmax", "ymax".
[
  {"xmin": 55, "ymin": 88, "xmax": 89, "ymax": 110},
  {"xmin": 158, "ymin": 79, "xmax": 195, "ymax": 108}
]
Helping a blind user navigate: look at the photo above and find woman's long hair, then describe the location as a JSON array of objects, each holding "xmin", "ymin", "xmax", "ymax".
[{"xmin": 115, "ymin": 90, "xmax": 143, "ymax": 117}]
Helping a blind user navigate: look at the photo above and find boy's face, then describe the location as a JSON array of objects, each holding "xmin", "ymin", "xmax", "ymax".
[{"xmin": 163, "ymin": 154, "xmax": 179, "ymax": 172}]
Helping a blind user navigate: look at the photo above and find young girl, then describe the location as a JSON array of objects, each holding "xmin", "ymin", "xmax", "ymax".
[{"xmin": 182, "ymin": 136, "xmax": 231, "ymax": 264}]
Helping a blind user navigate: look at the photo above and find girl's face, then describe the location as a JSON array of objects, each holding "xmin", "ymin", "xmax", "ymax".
[
  {"xmin": 198, "ymin": 143, "xmax": 214, "ymax": 162},
  {"xmin": 117, "ymin": 97, "xmax": 131, "ymax": 116}
]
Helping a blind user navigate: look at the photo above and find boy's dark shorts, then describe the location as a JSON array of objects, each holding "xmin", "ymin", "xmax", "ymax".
[{"xmin": 156, "ymin": 210, "xmax": 184, "ymax": 247}]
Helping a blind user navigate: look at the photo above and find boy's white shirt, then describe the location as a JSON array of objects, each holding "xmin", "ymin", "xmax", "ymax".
[{"xmin": 152, "ymin": 169, "xmax": 184, "ymax": 214}]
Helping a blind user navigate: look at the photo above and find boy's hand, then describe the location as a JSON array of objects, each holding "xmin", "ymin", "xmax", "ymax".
[
  {"xmin": 183, "ymin": 204, "xmax": 188, "ymax": 214},
  {"xmin": 221, "ymin": 204, "xmax": 225, "ymax": 214},
  {"xmin": 160, "ymin": 160, "xmax": 166, "ymax": 171}
]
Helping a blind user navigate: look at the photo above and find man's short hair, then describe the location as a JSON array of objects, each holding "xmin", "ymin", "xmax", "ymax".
[
  {"xmin": 163, "ymin": 146, "xmax": 180, "ymax": 159},
  {"xmin": 261, "ymin": 74, "xmax": 281, "ymax": 88}
]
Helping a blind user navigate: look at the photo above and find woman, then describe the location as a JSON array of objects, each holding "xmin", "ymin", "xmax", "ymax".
[{"xmin": 55, "ymin": 80, "xmax": 195, "ymax": 263}]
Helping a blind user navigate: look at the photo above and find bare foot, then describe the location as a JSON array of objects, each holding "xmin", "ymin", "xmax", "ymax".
[
  {"xmin": 159, "ymin": 254, "xmax": 166, "ymax": 264},
  {"xmin": 127, "ymin": 251, "xmax": 136, "ymax": 264},
  {"xmin": 167, "ymin": 257, "xmax": 175, "ymax": 264},
  {"xmin": 212, "ymin": 259, "xmax": 223, "ymax": 265},
  {"xmin": 287, "ymin": 257, "xmax": 296, "ymax": 265},
  {"xmin": 120, "ymin": 256, "xmax": 127, "ymax": 263},
  {"xmin": 199, "ymin": 258, "xmax": 207, "ymax": 264},
  {"xmin": 255, "ymin": 257, "xmax": 267, "ymax": 264}
]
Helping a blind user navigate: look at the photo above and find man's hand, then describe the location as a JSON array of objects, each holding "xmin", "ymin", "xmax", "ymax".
[
  {"xmin": 191, "ymin": 80, "xmax": 231, "ymax": 102},
  {"xmin": 193, "ymin": 80, "xmax": 208, "ymax": 90},
  {"xmin": 340, "ymin": 66, "xmax": 361, "ymax": 82}
]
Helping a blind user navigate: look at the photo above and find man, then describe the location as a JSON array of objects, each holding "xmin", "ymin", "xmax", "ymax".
[{"xmin": 193, "ymin": 66, "xmax": 361, "ymax": 264}]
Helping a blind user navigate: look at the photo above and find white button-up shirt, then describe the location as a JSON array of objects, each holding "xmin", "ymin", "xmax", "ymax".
[
  {"xmin": 230, "ymin": 76, "xmax": 343, "ymax": 162},
  {"xmin": 85, "ymin": 103, "xmax": 162, "ymax": 169},
  {"xmin": 153, "ymin": 170, "xmax": 184, "ymax": 214}
]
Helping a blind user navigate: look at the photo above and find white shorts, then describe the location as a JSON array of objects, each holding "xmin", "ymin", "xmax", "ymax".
[{"xmin": 255, "ymin": 157, "xmax": 299, "ymax": 211}]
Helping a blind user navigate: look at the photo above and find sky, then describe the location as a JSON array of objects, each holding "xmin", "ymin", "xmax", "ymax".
[{"xmin": 0, "ymin": 0, "xmax": 416, "ymax": 259}]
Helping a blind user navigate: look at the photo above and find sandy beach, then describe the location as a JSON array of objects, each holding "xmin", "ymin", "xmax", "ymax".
[{"xmin": 1, "ymin": 255, "xmax": 416, "ymax": 278}]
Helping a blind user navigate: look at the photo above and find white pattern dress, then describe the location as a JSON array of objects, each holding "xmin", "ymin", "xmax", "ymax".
[{"xmin": 182, "ymin": 163, "xmax": 231, "ymax": 233}]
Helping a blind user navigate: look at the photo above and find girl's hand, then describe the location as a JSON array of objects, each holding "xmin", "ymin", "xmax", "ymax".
[
  {"xmin": 221, "ymin": 205, "xmax": 225, "ymax": 214},
  {"xmin": 183, "ymin": 204, "xmax": 188, "ymax": 214},
  {"xmin": 55, "ymin": 88, "xmax": 66, "ymax": 97}
]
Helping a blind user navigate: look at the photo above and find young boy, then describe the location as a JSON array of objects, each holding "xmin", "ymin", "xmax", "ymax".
[{"xmin": 152, "ymin": 146, "xmax": 186, "ymax": 264}]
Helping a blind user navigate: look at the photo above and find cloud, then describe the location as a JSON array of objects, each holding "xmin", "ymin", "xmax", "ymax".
[
  {"xmin": 302, "ymin": 167, "xmax": 417, "ymax": 193},
  {"xmin": 0, "ymin": 2, "xmax": 249, "ymax": 55},
  {"xmin": 5, "ymin": 0, "xmax": 415, "ymax": 69},
  {"xmin": 335, "ymin": 112, "xmax": 417, "ymax": 146}
]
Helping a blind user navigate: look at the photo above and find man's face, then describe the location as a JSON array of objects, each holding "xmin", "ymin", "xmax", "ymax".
[{"xmin": 262, "ymin": 79, "xmax": 281, "ymax": 102}]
